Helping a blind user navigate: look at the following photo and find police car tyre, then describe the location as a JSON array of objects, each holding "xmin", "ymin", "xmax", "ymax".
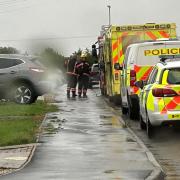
[
  {"xmin": 128, "ymin": 95, "xmax": 139, "ymax": 120},
  {"xmin": 122, "ymin": 106, "xmax": 128, "ymax": 115},
  {"xmin": 146, "ymin": 116, "xmax": 154, "ymax": 138},
  {"xmin": 140, "ymin": 115, "xmax": 146, "ymax": 130},
  {"xmin": 12, "ymin": 83, "xmax": 37, "ymax": 104}
]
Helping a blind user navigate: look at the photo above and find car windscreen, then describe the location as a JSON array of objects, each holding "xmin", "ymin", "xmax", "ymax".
[{"xmin": 167, "ymin": 68, "xmax": 180, "ymax": 84}]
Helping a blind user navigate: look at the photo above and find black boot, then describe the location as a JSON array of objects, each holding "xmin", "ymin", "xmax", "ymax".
[
  {"xmin": 72, "ymin": 91, "xmax": 76, "ymax": 98},
  {"xmin": 67, "ymin": 91, "xmax": 70, "ymax": 99},
  {"xmin": 83, "ymin": 93, "xmax": 87, "ymax": 98}
]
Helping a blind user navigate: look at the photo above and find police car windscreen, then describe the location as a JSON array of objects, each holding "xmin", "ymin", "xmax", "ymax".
[
  {"xmin": 167, "ymin": 68, "xmax": 180, "ymax": 84},
  {"xmin": 137, "ymin": 44, "xmax": 180, "ymax": 66}
]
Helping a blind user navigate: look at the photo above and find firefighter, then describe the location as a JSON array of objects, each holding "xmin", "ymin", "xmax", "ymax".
[
  {"xmin": 75, "ymin": 52, "xmax": 90, "ymax": 98},
  {"xmin": 66, "ymin": 55, "xmax": 78, "ymax": 98}
]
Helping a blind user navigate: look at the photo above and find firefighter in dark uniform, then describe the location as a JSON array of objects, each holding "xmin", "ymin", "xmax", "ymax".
[
  {"xmin": 75, "ymin": 52, "xmax": 90, "ymax": 98},
  {"xmin": 66, "ymin": 55, "xmax": 78, "ymax": 98}
]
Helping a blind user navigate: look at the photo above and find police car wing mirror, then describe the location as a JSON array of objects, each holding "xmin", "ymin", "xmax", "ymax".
[
  {"xmin": 114, "ymin": 63, "xmax": 123, "ymax": 70},
  {"xmin": 134, "ymin": 80, "xmax": 144, "ymax": 89}
]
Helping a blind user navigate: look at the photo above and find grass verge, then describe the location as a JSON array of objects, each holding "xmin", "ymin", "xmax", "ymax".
[{"xmin": 0, "ymin": 100, "xmax": 58, "ymax": 147}]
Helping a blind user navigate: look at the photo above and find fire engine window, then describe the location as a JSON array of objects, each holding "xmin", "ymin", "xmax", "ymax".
[
  {"xmin": 167, "ymin": 68, "xmax": 180, "ymax": 84},
  {"xmin": 122, "ymin": 35, "xmax": 140, "ymax": 54}
]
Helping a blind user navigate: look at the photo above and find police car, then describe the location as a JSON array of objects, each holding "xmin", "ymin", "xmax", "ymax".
[{"xmin": 135, "ymin": 56, "xmax": 180, "ymax": 138}]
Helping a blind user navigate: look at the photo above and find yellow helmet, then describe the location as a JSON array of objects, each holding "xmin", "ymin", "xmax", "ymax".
[{"xmin": 81, "ymin": 52, "xmax": 87, "ymax": 58}]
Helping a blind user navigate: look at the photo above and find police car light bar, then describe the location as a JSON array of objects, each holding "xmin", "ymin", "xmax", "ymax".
[{"xmin": 159, "ymin": 55, "xmax": 180, "ymax": 62}]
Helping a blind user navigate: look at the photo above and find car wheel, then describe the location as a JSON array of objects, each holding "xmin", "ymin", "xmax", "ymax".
[
  {"xmin": 12, "ymin": 83, "xmax": 36, "ymax": 104},
  {"xmin": 146, "ymin": 115, "xmax": 154, "ymax": 138},
  {"xmin": 140, "ymin": 115, "xmax": 146, "ymax": 130},
  {"xmin": 127, "ymin": 95, "xmax": 139, "ymax": 120}
]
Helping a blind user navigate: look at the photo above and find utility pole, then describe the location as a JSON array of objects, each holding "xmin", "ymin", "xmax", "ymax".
[{"xmin": 107, "ymin": 5, "xmax": 111, "ymax": 26}]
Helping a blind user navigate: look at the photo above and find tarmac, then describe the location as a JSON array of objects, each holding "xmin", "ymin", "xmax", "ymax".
[{"xmin": 0, "ymin": 87, "xmax": 165, "ymax": 179}]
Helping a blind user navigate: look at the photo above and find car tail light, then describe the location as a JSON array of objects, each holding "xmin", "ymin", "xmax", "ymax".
[
  {"xmin": 30, "ymin": 67, "xmax": 45, "ymax": 73},
  {"xmin": 152, "ymin": 88, "xmax": 178, "ymax": 97},
  {"xmin": 130, "ymin": 70, "xmax": 136, "ymax": 86}
]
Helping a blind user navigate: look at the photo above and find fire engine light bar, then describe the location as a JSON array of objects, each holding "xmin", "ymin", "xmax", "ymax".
[{"xmin": 115, "ymin": 24, "xmax": 171, "ymax": 32}]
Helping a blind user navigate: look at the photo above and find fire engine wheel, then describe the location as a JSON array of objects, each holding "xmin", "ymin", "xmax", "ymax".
[
  {"xmin": 140, "ymin": 115, "xmax": 146, "ymax": 130},
  {"xmin": 146, "ymin": 115, "xmax": 154, "ymax": 138}
]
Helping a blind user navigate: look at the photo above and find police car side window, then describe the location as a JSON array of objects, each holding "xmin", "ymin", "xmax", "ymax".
[{"xmin": 147, "ymin": 67, "xmax": 158, "ymax": 84}]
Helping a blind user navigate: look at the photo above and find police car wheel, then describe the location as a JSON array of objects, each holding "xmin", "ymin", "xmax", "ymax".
[
  {"xmin": 127, "ymin": 95, "xmax": 139, "ymax": 120},
  {"xmin": 122, "ymin": 106, "xmax": 128, "ymax": 115},
  {"xmin": 140, "ymin": 116, "xmax": 146, "ymax": 130},
  {"xmin": 146, "ymin": 117, "xmax": 154, "ymax": 138}
]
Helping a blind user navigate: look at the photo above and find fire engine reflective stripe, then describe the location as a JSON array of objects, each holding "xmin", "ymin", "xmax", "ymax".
[
  {"xmin": 118, "ymin": 37, "xmax": 124, "ymax": 64},
  {"xmin": 112, "ymin": 41, "xmax": 118, "ymax": 51},
  {"xmin": 112, "ymin": 40, "xmax": 118, "ymax": 63},
  {"xmin": 159, "ymin": 31, "xmax": 170, "ymax": 38},
  {"xmin": 146, "ymin": 31, "xmax": 157, "ymax": 40}
]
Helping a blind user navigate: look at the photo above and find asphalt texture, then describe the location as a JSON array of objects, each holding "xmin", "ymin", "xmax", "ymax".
[{"xmin": 0, "ymin": 85, "xmax": 161, "ymax": 180}]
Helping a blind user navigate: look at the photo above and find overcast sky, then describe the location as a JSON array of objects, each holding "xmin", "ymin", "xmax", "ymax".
[{"xmin": 0, "ymin": 0, "xmax": 180, "ymax": 56}]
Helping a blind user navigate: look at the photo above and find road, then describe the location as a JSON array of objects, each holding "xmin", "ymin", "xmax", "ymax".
[
  {"xmin": 103, "ymin": 92, "xmax": 180, "ymax": 180},
  {"xmin": 0, "ymin": 86, "xmax": 157, "ymax": 180},
  {"xmin": 123, "ymin": 117, "xmax": 180, "ymax": 180}
]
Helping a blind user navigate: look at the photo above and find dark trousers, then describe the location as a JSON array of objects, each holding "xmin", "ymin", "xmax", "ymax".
[
  {"xmin": 67, "ymin": 74, "xmax": 77, "ymax": 95},
  {"xmin": 78, "ymin": 75, "xmax": 89, "ymax": 95}
]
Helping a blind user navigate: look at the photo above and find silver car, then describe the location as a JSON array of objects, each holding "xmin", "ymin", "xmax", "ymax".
[{"xmin": 0, "ymin": 54, "xmax": 51, "ymax": 104}]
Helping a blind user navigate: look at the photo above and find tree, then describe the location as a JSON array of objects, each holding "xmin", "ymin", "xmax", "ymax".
[
  {"xmin": 40, "ymin": 48, "xmax": 66, "ymax": 72},
  {"xmin": 0, "ymin": 47, "xmax": 19, "ymax": 54}
]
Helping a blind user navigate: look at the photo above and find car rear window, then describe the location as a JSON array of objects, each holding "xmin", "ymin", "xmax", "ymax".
[{"xmin": 167, "ymin": 68, "xmax": 180, "ymax": 84}]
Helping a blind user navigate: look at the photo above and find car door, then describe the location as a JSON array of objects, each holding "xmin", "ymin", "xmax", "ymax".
[
  {"xmin": 140, "ymin": 67, "xmax": 158, "ymax": 120},
  {"xmin": 0, "ymin": 58, "xmax": 22, "ymax": 90}
]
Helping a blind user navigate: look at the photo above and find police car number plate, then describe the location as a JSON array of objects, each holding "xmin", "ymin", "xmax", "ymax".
[{"xmin": 169, "ymin": 114, "xmax": 180, "ymax": 119}]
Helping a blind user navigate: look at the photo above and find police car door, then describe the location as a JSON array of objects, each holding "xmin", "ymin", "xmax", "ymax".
[{"xmin": 140, "ymin": 67, "xmax": 158, "ymax": 120}]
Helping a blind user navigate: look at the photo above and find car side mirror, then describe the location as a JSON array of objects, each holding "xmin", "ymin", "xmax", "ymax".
[
  {"xmin": 114, "ymin": 63, "xmax": 123, "ymax": 70},
  {"xmin": 134, "ymin": 80, "xmax": 146, "ymax": 89}
]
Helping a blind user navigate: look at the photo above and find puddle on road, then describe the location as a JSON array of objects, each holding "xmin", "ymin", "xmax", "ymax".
[
  {"xmin": 42, "ymin": 114, "xmax": 67, "ymax": 135},
  {"xmin": 99, "ymin": 115, "xmax": 124, "ymax": 128},
  {"xmin": 104, "ymin": 169, "xmax": 116, "ymax": 174}
]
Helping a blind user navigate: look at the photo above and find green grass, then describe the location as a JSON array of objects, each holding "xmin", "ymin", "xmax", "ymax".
[
  {"xmin": 0, "ymin": 101, "xmax": 58, "ymax": 116},
  {"xmin": 0, "ymin": 101, "xmax": 58, "ymax": 146}
]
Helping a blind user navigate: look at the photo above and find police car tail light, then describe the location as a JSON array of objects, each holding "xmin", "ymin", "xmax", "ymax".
[
  {"xmin": 152, "ymin": 88, "xmax": 178, "ymax": 97},
  {"xmin": 130, "ymin": 70, "xmax": 136, "ymax": 86}
]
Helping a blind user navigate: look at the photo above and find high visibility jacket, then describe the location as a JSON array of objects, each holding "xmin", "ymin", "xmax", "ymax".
[{"xmin": 75, "ymin": 61, "xmax": 90, "ymax": 77}]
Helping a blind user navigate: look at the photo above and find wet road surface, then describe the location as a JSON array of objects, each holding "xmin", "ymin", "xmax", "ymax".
[
  {"xmin": 117, "ymin": 106, "xmax": 180, "ymax": 180},
  {"xmin": 1, "ymin": 86, "xmax": 156, "ymax": 180}
]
